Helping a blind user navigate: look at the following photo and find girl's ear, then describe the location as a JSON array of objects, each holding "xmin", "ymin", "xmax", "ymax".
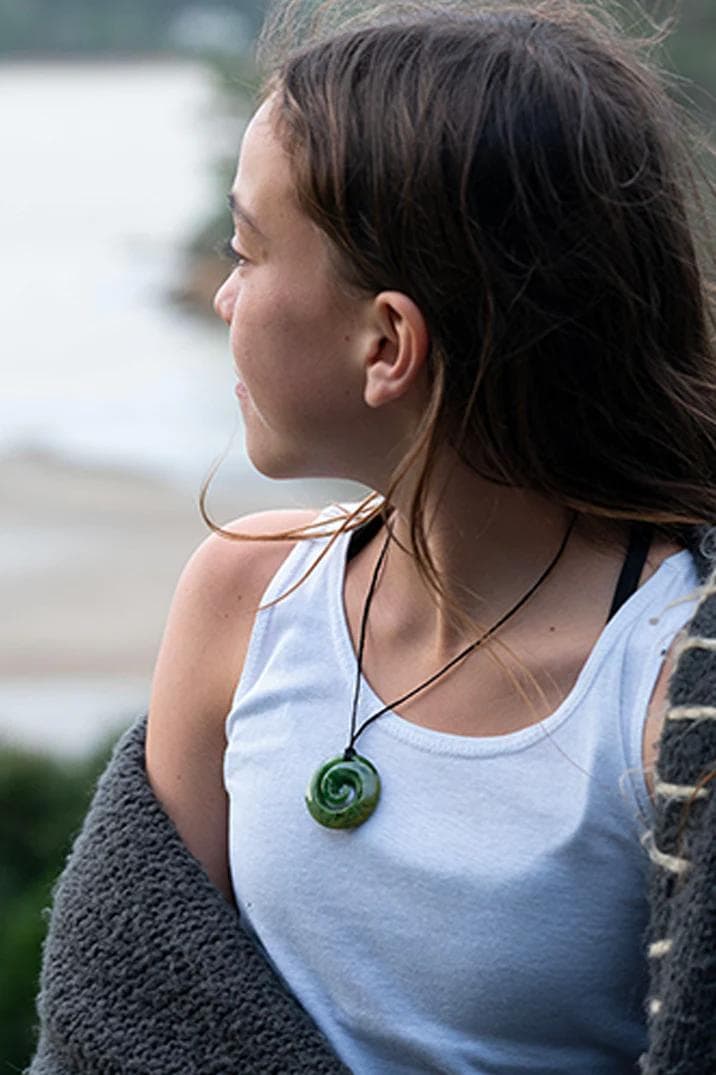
[{"xmin": 363, "ymin": 291, "xmax": 430, "ymax": 408}]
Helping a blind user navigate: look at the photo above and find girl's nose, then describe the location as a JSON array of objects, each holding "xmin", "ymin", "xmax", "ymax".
[{"xmin": 213, "ymin": 274, "xmax": 235, "ymax": 324}]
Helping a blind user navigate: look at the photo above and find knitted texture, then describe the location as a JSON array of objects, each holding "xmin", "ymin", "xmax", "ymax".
[
  {"xmin": 641, "ymin": 532, "xmax": 716, "ymax": 1075},
  {"xmin": 28, "ymin": 717, "xmax": 349, "ymax": 1075}
]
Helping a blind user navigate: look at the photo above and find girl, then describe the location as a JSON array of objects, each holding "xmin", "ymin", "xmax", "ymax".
[{"xmin": 33, "ymin": 2, "xmax": 715, "ymax": 1073}]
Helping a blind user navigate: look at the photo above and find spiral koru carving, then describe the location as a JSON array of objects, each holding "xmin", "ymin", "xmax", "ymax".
[{"xmin": 305, "ymin": 753, "xmax": 381, "ymax": 829}]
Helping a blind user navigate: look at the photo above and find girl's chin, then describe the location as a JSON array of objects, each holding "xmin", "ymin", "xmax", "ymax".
[{"xmin": 243, "ymin": 438, "xmax": 319, "ymax": 482}]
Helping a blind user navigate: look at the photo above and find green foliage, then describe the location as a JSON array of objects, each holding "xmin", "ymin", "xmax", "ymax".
[
  {"xmin": 0, "ymin": 739, "xmax": 115, "ymax": 1071},
  {"xmin": 187, "ymin": 52, "xmax": 261, "ymax": 264},
  {"xmin": 0, "ymin": 0, "xmax": 265, "ymax": 56}
]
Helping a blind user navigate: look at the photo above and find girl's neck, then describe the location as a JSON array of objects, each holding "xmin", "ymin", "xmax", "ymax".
[{"xmin": 368, "ymin": 462, "xmax": 625, "ymax": 657}]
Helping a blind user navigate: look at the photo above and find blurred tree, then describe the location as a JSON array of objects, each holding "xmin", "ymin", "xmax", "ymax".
[
  {"xmin": 172, "ymin": 49, "xmax": 260, "ymax": 313},
  {"xmin": 0, "ymin": 0, "xmax": 266, "ymax": 56},
  {"xmin": 660, "ymin": 0, "xmax": 716, "ymax": 109},
  {"xmin": 0, "ymin": 741, "xmax": 113, "ymax": 1070}
]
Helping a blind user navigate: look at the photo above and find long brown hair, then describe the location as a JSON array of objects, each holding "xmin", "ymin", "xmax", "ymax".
[{"xmin": 202, "ymin": 0, "xmax": 715, "ymax": 597}]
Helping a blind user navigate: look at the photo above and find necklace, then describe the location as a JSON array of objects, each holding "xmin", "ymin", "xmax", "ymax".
[{"xmin": 305, "ymin": 512, "xmax": 577, "ymax": 829}]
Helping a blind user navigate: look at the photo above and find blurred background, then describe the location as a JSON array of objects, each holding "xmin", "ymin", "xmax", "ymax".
[{"xmin": 0, "ymin": 0, "xmax": 714, "ymax": 1067}]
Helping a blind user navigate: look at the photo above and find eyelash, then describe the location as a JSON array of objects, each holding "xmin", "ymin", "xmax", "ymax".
[{"xmin": 221, "ymin": 237, "xmax": 248, "ymax": 267}]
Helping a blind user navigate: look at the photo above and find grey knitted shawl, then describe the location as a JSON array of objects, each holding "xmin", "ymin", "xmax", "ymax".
[
  {"xmin": 29, "ymin": 712, "xmax": 349, "ymax": 1075},
  {"xmin": 29, "ymin": 543, "xmax": 715, "ymax": 1075},
  {"xmin": 641, "ymin": 534, "xmax": 716, "ymax": 1074}
]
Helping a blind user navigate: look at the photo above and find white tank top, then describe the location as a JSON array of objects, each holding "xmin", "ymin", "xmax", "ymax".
[{"xmin": 224, "ymin": 507, "xmax": 700, "ymax": 1074}]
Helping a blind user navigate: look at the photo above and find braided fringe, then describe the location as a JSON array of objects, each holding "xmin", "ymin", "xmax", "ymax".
[{"xmin": 642, "ymin": 562, "xmax": 716, "ymax": 1065}]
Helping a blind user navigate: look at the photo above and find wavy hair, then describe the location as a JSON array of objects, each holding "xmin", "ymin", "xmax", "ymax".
[{"xmin": 201, "ymin": 0, "xmax": 716, "ymax": 604}]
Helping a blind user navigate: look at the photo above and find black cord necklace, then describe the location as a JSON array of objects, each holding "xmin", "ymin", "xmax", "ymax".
[{"xmin": 305, "ymin": 512, "xmax": 577, "ymax": 829}]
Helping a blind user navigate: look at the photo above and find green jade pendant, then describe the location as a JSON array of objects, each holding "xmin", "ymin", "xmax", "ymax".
[{"xmin": 305, "ymin": 752, "xmax": 381, "ymax": 829}]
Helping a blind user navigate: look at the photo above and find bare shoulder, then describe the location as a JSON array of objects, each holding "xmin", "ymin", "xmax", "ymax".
[
  {"xmin": 166, "ymin": 507, "xmax": 320, "ymax": 630},
  {"xmin": 149, "ymin": 507, "xmax": 320, "ymax": 720},
  {"xmin": 145, "ymin": 506, "xmax": 318, "ymax": 900}
]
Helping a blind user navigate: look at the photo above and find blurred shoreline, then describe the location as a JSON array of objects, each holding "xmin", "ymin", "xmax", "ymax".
[
  {"xmin": 2, "ymin": 447, "xmax": 237, "ymax": 669},
  {"xmin": 0, "ymin": 448, "xmax": 364, "ymax": 757},
  {"xmin": 1, "ymin": 448, "xmax": 255, "ymax": 756}
]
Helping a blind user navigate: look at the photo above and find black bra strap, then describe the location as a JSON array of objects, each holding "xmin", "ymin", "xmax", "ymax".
[
  {"xmin": 606, "ymin": 522, "xmax": 654, "ymax": 623},
  {"xmin": 347, "ymin": 513, "xmax": 385, "ymax": 562}
]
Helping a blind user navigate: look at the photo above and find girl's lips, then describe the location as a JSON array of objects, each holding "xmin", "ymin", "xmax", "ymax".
[{"xmin": 235, "ymin": 381, "xmax": 248, "ymax": 400}]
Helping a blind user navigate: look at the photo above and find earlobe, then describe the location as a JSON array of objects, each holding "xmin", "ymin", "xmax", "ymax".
[{"xmin": 363, "ymin": 292, "xmax": 429, "ymax": 409}]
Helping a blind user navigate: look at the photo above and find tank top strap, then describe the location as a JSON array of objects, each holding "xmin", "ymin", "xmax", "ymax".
[{"xmin": 227, "ymin": 503, "xmax": 359, "ymax": 714}]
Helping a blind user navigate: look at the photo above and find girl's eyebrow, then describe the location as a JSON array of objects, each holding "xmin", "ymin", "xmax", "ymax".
[{"xmin": 227, "ymin": 192, "xmax": 267, "ymax": 240}]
